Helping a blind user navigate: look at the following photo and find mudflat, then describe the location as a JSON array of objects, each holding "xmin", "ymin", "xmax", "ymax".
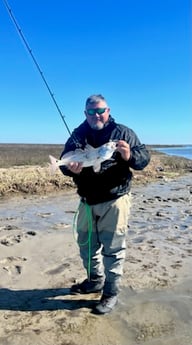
[{"xmin": 0, "ymin": 148, "xmax": 192, "ymax": 345}]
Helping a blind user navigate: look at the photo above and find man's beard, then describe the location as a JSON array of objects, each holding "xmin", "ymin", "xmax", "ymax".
[{"xmin": 89, "ymin": 122, "xmax": 104, "ymax": 130}]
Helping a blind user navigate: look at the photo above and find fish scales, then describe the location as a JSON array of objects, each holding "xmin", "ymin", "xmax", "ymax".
[{"xmin": 49, "ymin": 141, "xmax": 117, "ymax": 173}]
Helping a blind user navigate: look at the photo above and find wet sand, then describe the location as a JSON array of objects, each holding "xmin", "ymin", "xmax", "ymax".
[{"xmin": 0, "ymin": 174, "xmax": 192, "ymax": 345}]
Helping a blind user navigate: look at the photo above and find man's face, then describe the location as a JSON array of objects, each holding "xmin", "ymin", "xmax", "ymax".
[{"xmin": 85, "ymin": 100, "xmax": 110, "ymax": 130}]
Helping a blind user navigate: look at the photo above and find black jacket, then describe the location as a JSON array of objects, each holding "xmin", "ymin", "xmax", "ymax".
[{"xmin": 60, "ymin": 116, "xmax": 150, "ymax": 205}]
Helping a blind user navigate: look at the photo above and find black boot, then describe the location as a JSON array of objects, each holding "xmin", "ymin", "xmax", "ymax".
[
  {"xmin": 93, "ymin": 294, "xmax": 118, "ymax": 314},
  {"xmin": 70, "ymin": 276, "xmax": 104, "ymax": 294}
]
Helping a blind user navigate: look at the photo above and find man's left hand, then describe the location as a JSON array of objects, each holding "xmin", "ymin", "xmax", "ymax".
[{"xmin": 116, "ymin": 140, "xmax": 131, "ymax": 161}]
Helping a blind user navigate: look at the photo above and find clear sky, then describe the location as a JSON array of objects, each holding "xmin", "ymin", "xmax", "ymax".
[{"xmin": 0, "ymin": 0, "xmax": 191, "ymax": 145}]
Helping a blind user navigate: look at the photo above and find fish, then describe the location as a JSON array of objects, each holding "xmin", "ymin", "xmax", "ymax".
[{"xmin": 49, "ymin": 141, "xmax": 117, "ymax": 173}]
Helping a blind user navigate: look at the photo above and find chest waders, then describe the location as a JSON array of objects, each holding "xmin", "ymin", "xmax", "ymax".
[{"xmin": 73, "ymin": 201, "xmax": 93, "ymax": 281}]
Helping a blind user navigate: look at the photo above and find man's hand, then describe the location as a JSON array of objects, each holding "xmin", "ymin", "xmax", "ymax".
[
  {"xmin": 116, "ymin": 140, "xmax": 131, "ymax": 161},
  {"xmin": 67, "ymin": 162, "xmax": 83, "ymax": 174}
]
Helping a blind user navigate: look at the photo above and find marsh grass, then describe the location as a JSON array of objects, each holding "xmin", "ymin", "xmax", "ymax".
[
  {"xmin": 0, "ymin": 144, "xmax": 63, "ymax": 168},
  {"xmin": 160, "ymin": 154, "xmax": 192, "ymax": 170},
  {"xmin": 0, "ymin": 144, "xmax": 191, "ymax": 197}
]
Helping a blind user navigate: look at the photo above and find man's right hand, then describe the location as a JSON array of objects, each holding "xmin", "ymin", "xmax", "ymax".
[{"xmin": 67, "ymin": 162, "xmax": 83, "ymax": 174}]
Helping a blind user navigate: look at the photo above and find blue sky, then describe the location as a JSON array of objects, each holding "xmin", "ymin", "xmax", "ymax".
[{"xmin": 0, "ymin": 0, "xmax": 191, "ymax": 145}]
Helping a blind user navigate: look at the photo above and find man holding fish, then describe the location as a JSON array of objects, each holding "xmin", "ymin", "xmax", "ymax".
[{"xmin": 59, "ymin": 94, "xmax": 150, "ymax": 314}]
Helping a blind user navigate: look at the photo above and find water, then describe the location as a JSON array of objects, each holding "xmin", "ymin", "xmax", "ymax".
[
  {"xmin": 115, "ymin": 283, "xmax": 192, "ymax": 345},
  {"xmin": 0, "ymin": 175, "xmax": 192, "ymax": 344},
  {"xmin": 154, "ymin": 146, "xmax": 192, "ymax": 160}
]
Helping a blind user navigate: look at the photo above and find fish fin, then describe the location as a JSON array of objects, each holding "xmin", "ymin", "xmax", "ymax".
[
  {"xmin": 49, "ymin": 155, "xmax": 59, "ymax": 174},
  {"xmin": 93, "ymin": 162, "xmax": 101, "ymax": 173}
]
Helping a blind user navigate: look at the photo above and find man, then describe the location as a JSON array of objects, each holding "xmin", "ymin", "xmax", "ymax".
[{"xmin": 60, "ymin": 94, "xmax": 150, "ymax": 314}]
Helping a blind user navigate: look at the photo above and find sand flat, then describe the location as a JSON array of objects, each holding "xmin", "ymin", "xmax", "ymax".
[{"xmin": 0, "ymin": 174, "xmax": 192, "ymax": 345}]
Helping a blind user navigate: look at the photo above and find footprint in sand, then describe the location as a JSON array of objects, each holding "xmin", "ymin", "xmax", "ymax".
[
  {"xmin": 186, "ymin": 249, "xmax": 192, "ymax": 256},
  {"xmin": 0, "ymin": 217, "xmax": 17, "ymax": 221},
  {"xmin": 132, "ymin": 236, "xmax": 146, "ymax": 243},
  {"xmin": 0, "ymin": 234, "xmax": 23, "ymax": 246},
  {"xmin": 36, "ymin": 212, "xmax": 53, "ymax": 218},
  {"xmin": 0, "ymin": 256, "xmax": 27, "ymax": 275},
  {"xmin": 51, "ymin": 223, "xmax": 70, "ymax": 230},
  {"xmin": 0, "ymin": 224, "xmax": 25, "ymax": 246},
  {"xmin": 0, "ymin": 224, "xmax": 19, "ymax": 231},
  {"xmin": 126, "ymin": 255, "xmax": 142, "ymax": 264},
  {"xmin": 170, "ymin": 261, "xmax": 183, "ymax": 269},
  {"xmin": 0, "ymin": 228, "xmax": 37, "ymax": 246},
  {"xmin": 142, "ymin": 262, "xmax": 157, "ymax": 270},
  {"xmin": 45, "ymin": 262, "xmax": 71, "ymax": 275}
]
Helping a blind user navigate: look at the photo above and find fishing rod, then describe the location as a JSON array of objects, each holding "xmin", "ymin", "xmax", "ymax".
[{"xmin": 2, "ymin": 0, "xmax": 72, "ymax": 136}]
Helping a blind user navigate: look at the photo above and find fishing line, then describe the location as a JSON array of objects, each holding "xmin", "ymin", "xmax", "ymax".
[
  {"xmin": 2, "ymin": 0, "xmax": 72, "ymax": 136},
  {"xmin": 73, "ymin": 201, "xmax": 93, "ymax": 282}
]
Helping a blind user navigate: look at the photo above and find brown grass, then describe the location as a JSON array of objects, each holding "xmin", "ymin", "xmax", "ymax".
[
  {"xmin": 0, "ymin": 144, "xmax": 191, "ymax": 197},
  {"xmin": 0, "ymin": 144, "xmax": 63, "ymax": 168}
]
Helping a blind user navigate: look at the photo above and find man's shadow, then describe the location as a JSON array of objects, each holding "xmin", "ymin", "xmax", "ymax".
[{"xmin": 0, "ymin": 288, "xmax": 99, "ymax": 312}]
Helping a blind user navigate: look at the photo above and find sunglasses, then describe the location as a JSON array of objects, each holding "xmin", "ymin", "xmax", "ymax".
[{"xmin": 86, "ymin": 108, "xmax": 107, "ymax": 116}]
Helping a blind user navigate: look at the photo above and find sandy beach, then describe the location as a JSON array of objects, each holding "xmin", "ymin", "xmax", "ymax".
[{"xmin": 0, "ymin": 164, "xmax": 192, "ymax": 345}]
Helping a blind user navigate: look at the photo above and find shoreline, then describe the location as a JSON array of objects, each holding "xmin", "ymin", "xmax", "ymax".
[{"xmin": 0, "ymin": 151, "xmax": 192, "ymax": 198}]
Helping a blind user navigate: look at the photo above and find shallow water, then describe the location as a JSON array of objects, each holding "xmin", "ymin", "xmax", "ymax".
[
  {"xmin": 154, "ymin": 146, "xmax": 192, "ymax": 160},
  {"xmin": 129, "ymin": 174, "xmax": 192, "ymax": 247},
  {"xmin": 0, "ymin": 191, "xmax": 78, "ymax": 232},
  {"xmin": 0, "ymin": 174, "xmax": 192, "ymax": 344},
  {"xmin": 113, "ymin": 281, "xmax": 192, "ymax": 345}
]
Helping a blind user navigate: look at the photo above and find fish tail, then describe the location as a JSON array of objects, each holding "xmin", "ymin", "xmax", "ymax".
[{"xmin": 49, "ymin": 155, "xmax": 59, "ymax": 174}]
